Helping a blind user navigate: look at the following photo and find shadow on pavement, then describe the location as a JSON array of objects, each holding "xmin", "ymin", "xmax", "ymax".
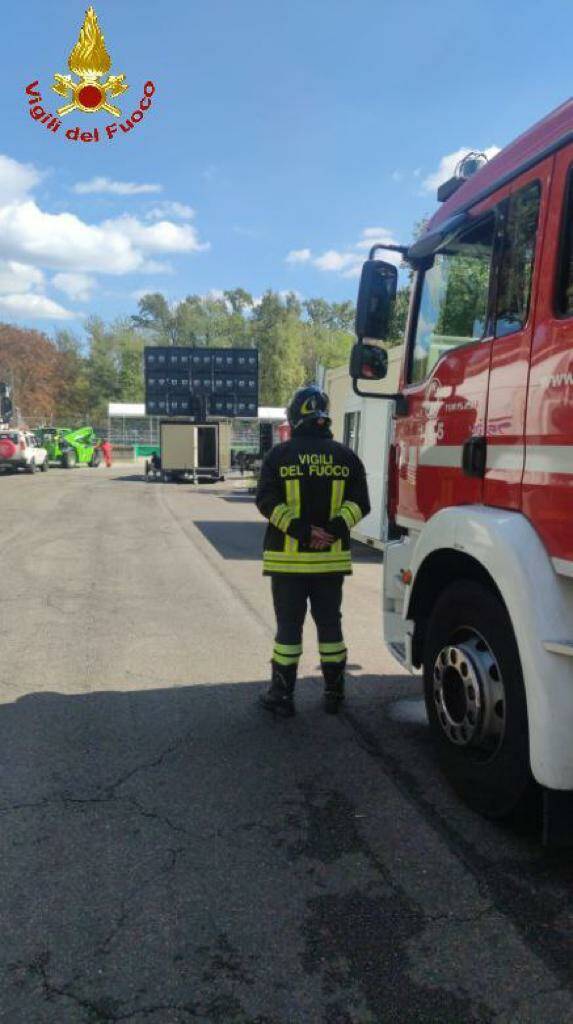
[
  {"xmin": 195, "ymin": 519, "xmax": 265, "ymax": 559},
  {"xmin": 0, "ymin": 674, "xmax": 492, "ymax": 1023},
  {"xmin": 1, "ymin": 675, "xmax": 572, "ymax": 1020},
  {"xmin": 194, "ymin": 520, "xmax": 383, "ymax": 565},
  {"xmin": 220, "ymin": 494, "xmax": 257, "ymax": 503},
  {"xmin": 110, "ymin": 474, "xmax": 149, "ymax": 483}
]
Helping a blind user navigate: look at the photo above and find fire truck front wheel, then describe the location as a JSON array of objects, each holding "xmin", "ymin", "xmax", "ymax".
[{"xmin": 423, "ymin": 580, "xmax": 533, "ymax": 820}]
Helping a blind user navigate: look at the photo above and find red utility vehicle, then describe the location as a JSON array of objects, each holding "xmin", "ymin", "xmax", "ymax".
[{"xmin": 350, "ymin": 100, "xmax": 573, "ymax": 837}]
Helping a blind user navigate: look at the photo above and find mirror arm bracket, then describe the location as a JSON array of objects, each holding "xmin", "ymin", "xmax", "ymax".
[
  {"xmin": 351, "ymin": 378, "xmax": 408, "ymax": 415},
  {"xmin": 368, "ymin": 243, "xmax": 409, "ymax": 260}
]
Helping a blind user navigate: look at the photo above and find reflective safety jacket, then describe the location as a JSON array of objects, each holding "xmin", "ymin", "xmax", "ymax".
[{"xmin": 256, "ymin": 425, "xmax": 370, "ymax": 575}]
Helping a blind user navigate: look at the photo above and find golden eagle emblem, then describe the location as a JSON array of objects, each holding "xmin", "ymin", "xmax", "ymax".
[{"xmin": 52, "ymin": 7, "xmax": 128, "ymax": 117}]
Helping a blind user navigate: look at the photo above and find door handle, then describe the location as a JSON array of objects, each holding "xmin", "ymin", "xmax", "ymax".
[{"xmin": 462, "ymin": 436, "xmax": 487, "ymax": 478}]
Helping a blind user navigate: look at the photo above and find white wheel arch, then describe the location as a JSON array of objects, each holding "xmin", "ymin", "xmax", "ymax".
[{"xmin": 401, "ymin": 506, "xmax": 573, "ymax": 791}]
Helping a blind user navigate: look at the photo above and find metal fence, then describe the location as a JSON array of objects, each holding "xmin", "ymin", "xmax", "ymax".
[{"xmin": 24, "ymin": 414, "xmax": 276, "ymax": 454}]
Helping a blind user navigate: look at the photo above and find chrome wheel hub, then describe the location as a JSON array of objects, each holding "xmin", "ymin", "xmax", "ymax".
[{"xmin": 432, "ymin": 633, "xmax": 505, "ymax": 751}]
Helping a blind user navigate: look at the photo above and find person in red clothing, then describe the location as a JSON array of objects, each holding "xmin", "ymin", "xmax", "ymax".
[{"xmin": 101, "ymin": 440, "xmax": 113, "ymax": 468}]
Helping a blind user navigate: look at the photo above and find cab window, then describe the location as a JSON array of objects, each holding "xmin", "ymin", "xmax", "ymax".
[
  {"xmin": 408, "ymin": 215, "xmax": 495, "ymax": 385},
  {"xmin": 556, "ymin": 167, "xmax": 573, "ymax": 316},
  {"xmin": 494, "ymin": 182, "xmax": 540, "ymax": 336}
]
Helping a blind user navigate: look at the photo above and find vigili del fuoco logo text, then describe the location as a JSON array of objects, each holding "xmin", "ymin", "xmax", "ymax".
[{"xmin": 25, "ymin": 6, "xmax": 156, "ymax": 143}]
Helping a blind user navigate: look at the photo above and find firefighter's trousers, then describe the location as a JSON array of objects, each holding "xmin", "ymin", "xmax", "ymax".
[{"xmin": 270, "ymin": 575, "xmax": 347, "ymax": 673}]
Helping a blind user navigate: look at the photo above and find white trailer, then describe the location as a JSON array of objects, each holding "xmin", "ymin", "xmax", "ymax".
[
  {"xmin": 324, "ymin": 347, "xmax": 402, "ymax": 548},
  {"xmin": 158, "ymin": 420, "xmax": 231, "ymax": 482}
]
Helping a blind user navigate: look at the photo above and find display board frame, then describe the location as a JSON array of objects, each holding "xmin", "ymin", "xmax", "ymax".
[{"xmin": 144, "ymin": 347, "xmax": 259, "ymax": 419}]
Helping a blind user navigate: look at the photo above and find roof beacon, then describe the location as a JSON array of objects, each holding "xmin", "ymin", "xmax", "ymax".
[{"xmin": 437, "ymin": 150, "xmax": 489, "ymax": 203}]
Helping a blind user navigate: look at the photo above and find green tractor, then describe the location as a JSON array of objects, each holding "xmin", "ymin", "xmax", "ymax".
[{"xmin": 39, "ymin": 427, "xmax": 102, "ymax": 469}]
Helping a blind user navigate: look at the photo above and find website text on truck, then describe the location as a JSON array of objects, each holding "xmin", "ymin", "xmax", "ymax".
[{"xmin": 350, "ymin": 99, "xmax": 573, "ymax": 840}]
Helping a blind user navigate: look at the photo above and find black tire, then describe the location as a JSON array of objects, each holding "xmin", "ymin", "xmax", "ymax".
[
  {"xmin": 26, "ymin": 460, "xmax": 36, "ymax": 474},
  {"xmin": 89, "ymin": 450, "xmax": 102, "ymax": 468},
  {"xmin": 40, "ymin": 458, "xmax": 49, "ymax": 472},
  {"xmin": 62, "ymin": 450, "xmax": 77, "ymax": 469},
  {"xmin": 423, "ymin": 580, "xmax": 532, "ymax": 819}
]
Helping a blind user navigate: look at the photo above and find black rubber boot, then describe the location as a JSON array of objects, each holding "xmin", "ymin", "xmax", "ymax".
[
  {"xmin": 258, "ymin": 661, "xmax": 296, "ymax": 717},
  {"xmin": 322, "ymin": 661, "xmax": 346, "ymax": 715}
]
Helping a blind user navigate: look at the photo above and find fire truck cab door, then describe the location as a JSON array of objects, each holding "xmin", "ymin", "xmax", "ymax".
[
  {"xmin": 395, "ymin": 205, "xmax": 497, "ymax": 526},
  {"xmin": 483, "ymin": 162, "xmax": 549, "ymax": 510}
]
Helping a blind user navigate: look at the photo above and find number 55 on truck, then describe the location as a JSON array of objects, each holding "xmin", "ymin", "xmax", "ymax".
[{"xmin": 351, "ymin": 100, "xmax": 573, "ymax": 840}]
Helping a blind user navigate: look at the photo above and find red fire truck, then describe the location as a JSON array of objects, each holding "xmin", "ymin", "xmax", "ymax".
[{"xmin": 350, "ymin": 100, "xmax": 573, "ymax": 837}]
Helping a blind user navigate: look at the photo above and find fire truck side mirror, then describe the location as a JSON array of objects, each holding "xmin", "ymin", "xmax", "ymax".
[
  {"xmin": 349, "ymin": 341, "xmax": 388, "ymax": 381},
  {"xmin": 355, "ymin": 259, "xmax": 398, "ymax": 341}
]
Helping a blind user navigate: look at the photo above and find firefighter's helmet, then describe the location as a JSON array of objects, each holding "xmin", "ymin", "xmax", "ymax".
[{"xmin": 287, "ymin": 385, "xmax": 331, "ymax": 429}]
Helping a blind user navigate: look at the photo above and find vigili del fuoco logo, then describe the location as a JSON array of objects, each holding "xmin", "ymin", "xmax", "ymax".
[{"xmin": 25, "ymin": 6, "xmax": 156, "ymax": 143}]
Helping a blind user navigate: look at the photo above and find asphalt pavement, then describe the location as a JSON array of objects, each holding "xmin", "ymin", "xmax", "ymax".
[{"xmin": 0, "ymin": 465, "xmax": 572, "ymax": 1023}]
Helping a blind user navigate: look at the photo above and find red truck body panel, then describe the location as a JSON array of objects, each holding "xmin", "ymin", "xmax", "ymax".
[{"xmin": 394, "ymin": 101, "xmax": 573, "ymax": 570}]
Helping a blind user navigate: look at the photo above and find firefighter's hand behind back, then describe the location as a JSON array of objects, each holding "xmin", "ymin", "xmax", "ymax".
[{"xmin": 310, "ymin": 526, "xmax": 336, "ymax": 550}]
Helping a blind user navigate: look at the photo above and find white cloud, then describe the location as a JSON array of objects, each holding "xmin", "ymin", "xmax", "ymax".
[
  {"xmin": 146, "ymin": 202, "xmax": 195, "ymax": 221},
  {"xmin": 0, "ymin": 201, "xmax": 141, "ymax": 273},
  {"xmin": 355, "ymin": 227, "xmax": 400, "ymax": 253},
  {"xmin": 0, "ymin": 293, "xmax": 74, "ymax": 320},
  {"xmin": 294, "ymin": 227, "xmax": 403, "ymax": 280},
  {"xmin": 101, "ymin": 215, "xmax": 208, "ymax": 257},
  {"xmin": 0, "ymin": 201, "xmax": 207, "ymax": 275},
  {"xmin": 0, "ymin": 155, "xmax": 209, "ymax": 320},
  {"xmin": 73, "ymin": 177, "xmax": 162, "ymax": 196},
  {"xmin": 53, "ymin": 272, "xmax": 94, "ymax": 302},
  {"xmin": 422, "ymin": 146, "xmax": 501, "ymax": 194},
  {"xmin": 313, "ymin": 250, "xmax": 359, "ymax": 273},
  {"xmin": 391, "ymin": 170, "xmax": 403, "ymax": 183},
  {"xmin": 0, "ymin": 261, "xmax": 76, "ymax": 320},
  {"xmin": 286, "ymin": 248, "xmax": 312, "ymax": 264},
  {"xmin": 0, "ymin": 155, "xmax": 43, "ymax": 202},
  {"xmin": 0, "ymin": 261, "xmax": 44, "ymax": 294}
]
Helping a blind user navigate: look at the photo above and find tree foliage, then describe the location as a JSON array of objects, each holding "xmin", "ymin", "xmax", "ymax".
[
  {"xmin": 0, "ymin": 325, "xmax": 61, "ymax": 422},
  {"xmin": 0, "ymin": 281, "xmax": 414, "ymax": 425}
]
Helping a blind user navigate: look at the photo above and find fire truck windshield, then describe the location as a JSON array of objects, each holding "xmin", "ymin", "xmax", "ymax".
[{"xmin": 410, "ymin": 216, "xmax": 495, "ymax": 384}]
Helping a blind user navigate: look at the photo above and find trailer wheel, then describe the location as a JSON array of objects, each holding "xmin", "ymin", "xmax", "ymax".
[
  {"xmin": 423, "ymin": 580, "xmax": 533, "ymax": 819},
  {"xmin": 62, "ymin": 450, "xmax": 77, "ymax": 469},
  {"xmin": 89, "ymin": 450, "xmax": 102, "ymax": 468}
]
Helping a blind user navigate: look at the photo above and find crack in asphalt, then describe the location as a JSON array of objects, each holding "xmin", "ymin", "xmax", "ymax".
[
  {"xmin": 30, "ymin": 949, "xmax": 198, "ymax": 1021},
  {"xmin": 423, "ymin": 904, "xmax": 496, "ymax": 924},
  {"xmin": 0, "ymin": 734, "xmax": 190, "ymax": 818},
  {"xmin": 94, "ymin": 844, "xmax": 185, "ymax": 960},
  {"xmin": 22, "ymin": 945, "xmax": 274, "ymax": 1023}
]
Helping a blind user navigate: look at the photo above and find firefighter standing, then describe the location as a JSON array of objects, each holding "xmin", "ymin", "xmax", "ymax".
[{"xmin": 256, "ymin": 385, "xmax": 370, "ymax": 717}]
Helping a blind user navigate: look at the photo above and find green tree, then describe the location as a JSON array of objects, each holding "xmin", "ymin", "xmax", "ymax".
[
  {"xmin": 304, "ymin": 298, "xmax": 355, "ymax": 333},
  {"xmin": 88, "ymin": 317, "xmax": 146, "ymax": 415},
  {"xmin": 54, "ymin": 329, "xmax": 90, "ymax": 421},
  {"xmin": 131, "ymin": 293, "xmax": 177, "ymax": 343},
  {"xmin": 251, "ymin": 291, "xmax": 305, "ymax": 405},
  {"xmin": 387, "ymin": 286, "xmax": 410, "ymax": 346}
]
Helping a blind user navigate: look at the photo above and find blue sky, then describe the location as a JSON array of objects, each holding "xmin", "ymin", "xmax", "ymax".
[{"xmin": 2, "ymin": 0, "xmax": 572, "ymax": 335}]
